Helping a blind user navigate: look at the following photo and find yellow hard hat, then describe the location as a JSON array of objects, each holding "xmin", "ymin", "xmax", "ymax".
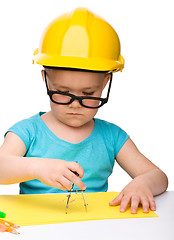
[{"xmin": 32, "ymin": 7, "xmax": 124, "ymax": 72}]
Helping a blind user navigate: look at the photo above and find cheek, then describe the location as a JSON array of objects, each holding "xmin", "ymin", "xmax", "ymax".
[
  {"xmin": 84, "ymin": 108, "xmax": 98, "ymax": 118},
  {"xmin": 50, "ymin": 102, "xmax": 65, "ymax": 114}
]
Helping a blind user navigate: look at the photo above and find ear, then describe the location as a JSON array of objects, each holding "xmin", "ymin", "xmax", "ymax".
[
  {"xmin": 103, "ymin": 73, "xmax": 111, "ymax": 90},
  {"xmin": 41, "ymin": 70, "xmax": 45, "ymax": 82}
]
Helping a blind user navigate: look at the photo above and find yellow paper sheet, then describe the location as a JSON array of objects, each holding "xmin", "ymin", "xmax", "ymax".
[{"xmin": 0, "ymin": 192, "xmax": 158, "ymax": 226}]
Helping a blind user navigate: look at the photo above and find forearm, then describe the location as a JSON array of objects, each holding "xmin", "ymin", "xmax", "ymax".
[
  {"xmin": 0, "ymin": 155, "xmax": 86, "ymax": 191},
  {"xmin": 0, "ymin": 154, "xmax": 36, "ymax": 184},
  {"xmin": 134, "ymin": 168, "xmax": 168, "ymax": 196}
]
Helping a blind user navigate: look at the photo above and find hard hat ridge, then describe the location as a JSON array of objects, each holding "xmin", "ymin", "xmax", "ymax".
[{"xmin": 61, "ymin": 8, "xmax": 90, "ymax": 58}]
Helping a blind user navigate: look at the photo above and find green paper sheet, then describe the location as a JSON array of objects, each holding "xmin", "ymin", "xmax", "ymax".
[{"xmin": 0, "ymin": 192, "xmax": 158, "ymax": 226}]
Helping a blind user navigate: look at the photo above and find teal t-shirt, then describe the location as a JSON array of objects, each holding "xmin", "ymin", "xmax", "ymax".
[{"xmin": 6, "ymin": 112, "xmax": 129, "ymax": 194}]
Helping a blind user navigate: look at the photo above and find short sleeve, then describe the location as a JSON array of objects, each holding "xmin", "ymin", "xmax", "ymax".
[
  {"xmin": 4, "ymin": 119, "xmax": 34, "ymax": 152},
  {"xmin": 96, "ymin": 119, "xmax": 130, "ymax": 159},
  {"xmin": 110, "ymin": 123, "xmax": 129, "ymax": 158}
]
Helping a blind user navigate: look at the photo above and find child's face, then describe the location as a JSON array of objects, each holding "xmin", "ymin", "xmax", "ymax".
[{"xmin": 42, "ymin": 69, "xmax": 109, "ymax": 128}]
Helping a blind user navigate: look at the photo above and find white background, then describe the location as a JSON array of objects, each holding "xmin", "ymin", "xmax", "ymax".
[{"xmin": 0, "ymin": 0, "xmax": 173, "ymax": 195}]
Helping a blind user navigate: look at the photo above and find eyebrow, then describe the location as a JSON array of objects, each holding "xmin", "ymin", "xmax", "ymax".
[
  {"xmin": 51, "ymin": 84, "xmax": 100, "ymax": 91},
  {"xmin": 81, "ymin": 86, "xmax": 100, "ymax": 90}
]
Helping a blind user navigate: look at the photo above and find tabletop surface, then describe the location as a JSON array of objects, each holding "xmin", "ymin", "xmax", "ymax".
[{"xmin": 1, "ymin": 191, "xmax": 174, "ymax": 240}]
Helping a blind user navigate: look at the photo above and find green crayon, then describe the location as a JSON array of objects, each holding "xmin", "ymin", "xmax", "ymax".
[{"xmin": 0, "ymin": 211, "xmax": 6, "ymax": 218}]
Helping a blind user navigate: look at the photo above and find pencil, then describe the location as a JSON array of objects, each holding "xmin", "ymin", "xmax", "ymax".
[
  {"xmin": 5, "ymin": 225, "xmax": 19, "ymax": 235},
  {"xmin": 0, "ymin": 219, "xmax": 20, "ymax": 234},
  {"xmin": 0, "ymin": 223, "xmax": 7, "ymax": 232},
  {"xmin": 0, "ymin": 219, "xmax": 20, "ymax": 228}
]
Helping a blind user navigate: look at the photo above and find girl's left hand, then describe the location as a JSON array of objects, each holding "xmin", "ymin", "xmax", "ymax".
[{"xmin": 109, "ymin": 177, "xmax": 156, "ymax": 214}]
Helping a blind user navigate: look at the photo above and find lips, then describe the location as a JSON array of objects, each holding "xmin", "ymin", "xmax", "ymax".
[{"xmin": 68, "ymin": 113, "xmax": 81, "ymax": 115}]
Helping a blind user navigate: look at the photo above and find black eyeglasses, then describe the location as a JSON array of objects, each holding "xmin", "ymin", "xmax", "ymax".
[{"xmin": 44, "ymin": 70, "xmax": 112, "ymax": 109}]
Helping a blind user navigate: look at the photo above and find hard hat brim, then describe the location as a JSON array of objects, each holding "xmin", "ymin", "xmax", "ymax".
[{"xmin": 33, "ymin": 54, "xmax": 124, "ymax": 73}]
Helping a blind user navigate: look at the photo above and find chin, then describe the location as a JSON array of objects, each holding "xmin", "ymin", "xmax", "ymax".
[
  {"xmin": 66, "ymin": 120, "xmax": 86, "ymax": 128},
  {"xmin": 64, "ymin": 117, "xmax": 89, "ymax": 128}
]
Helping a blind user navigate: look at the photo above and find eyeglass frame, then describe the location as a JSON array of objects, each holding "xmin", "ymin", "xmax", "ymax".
[{"xmin": 44, "ymin": 69, "xmax": 113, "ymax": 109}]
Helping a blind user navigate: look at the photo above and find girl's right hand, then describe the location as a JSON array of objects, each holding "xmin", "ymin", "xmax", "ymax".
[{"xmin": 32, "ymin": 158, "xmax": 86, "ymax": 191}]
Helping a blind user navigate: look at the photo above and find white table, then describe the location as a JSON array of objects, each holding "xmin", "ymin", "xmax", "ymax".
[{"xmin": 1, "ymin": 191, "xmax": 174, "ymax": 240}]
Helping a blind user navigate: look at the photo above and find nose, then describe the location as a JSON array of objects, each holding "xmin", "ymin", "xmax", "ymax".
[{"xmin": 69, "ymin": 99, "xmax": 81, "ymax": 108}]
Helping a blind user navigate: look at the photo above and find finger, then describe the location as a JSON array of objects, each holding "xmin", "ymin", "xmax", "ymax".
[
  {"xmin": 149, "ymin": 197, "xmax": 156, "ymax": 211},
  {"xmin": 141, "ymin": 197, "xmax": 150, "ymax": 213},
  {"xmin": 46, "ymin": 179, "xmax": 67, "ymax": 191},
  {"xmin": 55, "ymin": 182, "xmax": 67, "ymax": 191},
  {"xmin": 120, "ymin": 195, "xmax": 131, "ymax": 212},
  {"xmin": 109, "ymin": 193, "xmax": 123, "ymax": 206},
  {"xmin": 131, "ymin": 195, "xmax": 140, "ymax": 214},
  {"xmin": 59, "ymin": 176, "xmax": 73, "ymax": 190},
  {"xmin": 68, "ymin": 162, "xmax": 85, "ymax": 179},
  {"xmin": 65, "ymin": 170, "xmax": 86, "ymax": 190}
]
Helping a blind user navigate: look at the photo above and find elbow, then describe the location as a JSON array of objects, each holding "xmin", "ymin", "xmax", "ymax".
[
  {"xmin": 162, "ymin": 170, "xmax": 168, "ymax": 192},
  {"xmin": 154, "ymin": 169, "xmax": 169, "ymax": 196}
]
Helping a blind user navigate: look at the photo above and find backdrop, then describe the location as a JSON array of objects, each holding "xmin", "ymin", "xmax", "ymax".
[{"xmin": 0, "ymin": 0, "xmax": 173, "ymax": 194}]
